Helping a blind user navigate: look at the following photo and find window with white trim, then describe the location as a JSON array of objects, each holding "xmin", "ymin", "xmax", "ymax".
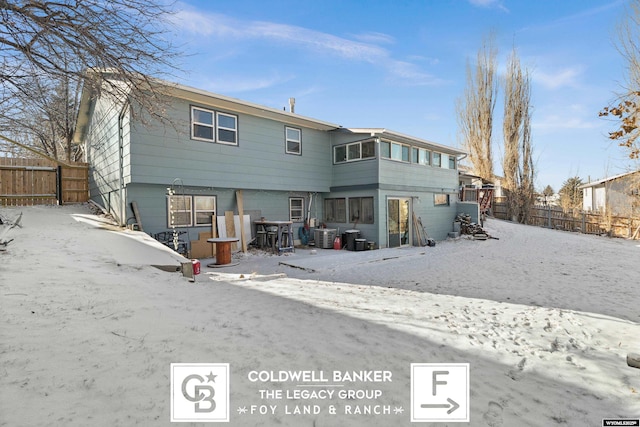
[
  {"xmin": 167, "ymin": 195, "xmax": 192, "ymax": 227},
  {"xmin": 333, "ymin": 140, "xmax": 376, "ymax": 164},
  {"xmin": 289, "ymin": 197, "xmax": 305, "ymax": 222},
  {"xmin": 216, "ymin": 112, "xmax": 238, "ymax": 145},
  {"xmin": 194, "ymin": 196, "xmax": 216, "ymax": 226},
  {"xmin": 412, "ymin": 147, "xmax": 431, "ymax": 165},
  {"xmin": 191, "ymin": 107, "xmax": 214, "ymax": 141},
  {"xmin": 167, "ymin": 195, "xmax": 217, "ymax": 227},
  {"xmin": 432, "ymin": 152, "xmax": 442, "ymax": 167},
  {"xmin": 381, "ymin": 140, "xmax": 410, "ymax": 162},
  {"xmin": 449, "ymin": 155, "xmax": 456, "ymax": 169},
  {"xmin": 285, "ymin": 126, "xmax": 301, "ymax": 154}
]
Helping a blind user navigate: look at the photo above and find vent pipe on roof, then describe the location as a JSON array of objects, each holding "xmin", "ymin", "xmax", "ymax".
[{"xmin": 289, "ymin": 97, "xmax": 295, "ymax": 113}]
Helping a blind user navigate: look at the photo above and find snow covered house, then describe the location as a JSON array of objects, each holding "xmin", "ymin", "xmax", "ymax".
[
  {"xmin": 73, "ymin": 76, "xmax": 473, "ymax": 249},
  {"xmin": 579, "ymin": 170, "xmax": 640, "ymax": 216}
]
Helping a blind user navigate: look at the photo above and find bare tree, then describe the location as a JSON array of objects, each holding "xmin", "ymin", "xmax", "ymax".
[
  {"xmin": 457, "ymin": 34, "xmax": 498, "ymax": 181},
  {"xmin": 0, "ymin": 0, "xmax": 182, "ymax": 160},
  {"xmin": 599, "ymin": 0, "xmax": 640, "ymax": 161},
  {"xmin": 502, "ymin": 48, "xmax": 535, "ymax": 223}
]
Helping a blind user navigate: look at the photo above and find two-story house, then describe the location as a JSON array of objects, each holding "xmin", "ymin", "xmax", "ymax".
[{"xmin": 73, "ymin": 76, "xmax": 475, "ymax": 250}]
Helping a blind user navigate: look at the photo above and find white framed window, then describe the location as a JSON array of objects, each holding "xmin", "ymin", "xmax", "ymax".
[
  {"xmin": 216, "ymin": 112, "xmax": 238, "ymax": 145},
  {"xmin": 191, "ymin": 107, "xmax": 214, "ymax": 141},
  {"xmin": 167, "ymin": 195, "xmax": 192, "ymax": 227},
  {"xmin": 285, "ymin": 127, "xmax": 301, "ymax": 154},
  {"xmin": 432, "ymin": 152, "xmax": 442, "ymax": 167},
  {"xmin": 381, "ymin": 140, "xmax": 410, "ymax": 162},
  {"xmin": 412, "ymin": 147, "xmax": 431, "ymax": 165},
  {"xmin": 324, "ymin": 198, "xmax": 346, "ymax": 222},
  {"xmin": 289, "ymin": 197, "xmax": 304, "ymax": 222},
  {"xmin": 194, "ymin": 196, "xmax": 216, "ymax": 226},
  {"xmin": 333, "ymin": 140, "xmax": 376, "ymax": 164},
  {"xmin": 449, "ymin": 155, "xmax": 456, "ymax": 169}
]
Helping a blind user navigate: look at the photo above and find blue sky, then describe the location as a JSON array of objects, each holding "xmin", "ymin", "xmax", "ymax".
[{"xmin": 168, "ymin": 0, "xmax": 633, "ymax": 192}]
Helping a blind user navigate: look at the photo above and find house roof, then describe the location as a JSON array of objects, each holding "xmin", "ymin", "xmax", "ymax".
[
  {"xmin": 73, "ymin": 72, "xmax": 464, "ymax": 157},
  {"xmin": 164, "ymin": 81, "xmax": 341, "ymax": 131},
  {"xmin": 73, "ymin": 76, "xmax": 341, "ymax": 144},
  {"xmin": 344, "ymin": 128, "xmax": 467, "ymax": 156},
  {"xmin": 578, "ymin": 170, "xmax": 640, "ymax": 189}
]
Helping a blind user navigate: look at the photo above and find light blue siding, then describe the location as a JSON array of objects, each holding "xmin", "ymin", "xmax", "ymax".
[{"xmin": 127, "ymin": 98, "xmax": 333, "ymax": 191}]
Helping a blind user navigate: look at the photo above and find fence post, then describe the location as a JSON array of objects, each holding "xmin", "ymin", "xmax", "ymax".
[
  {"xmin": 547, "ymin": 206, "xmax": 551, "ymax": 228},
  {"xmin": 56, "ymin": 165, "xmax": 63, "ymax": 205},
  {"xmin": 582, "ymin": 213, "xmax": 586, "ymax": 234}
]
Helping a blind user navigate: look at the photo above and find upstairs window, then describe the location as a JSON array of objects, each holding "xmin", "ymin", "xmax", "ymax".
[
  {"xmin": 412, "ymin": 147, "xmax": 431, "ymax": 165},
  {"xmin": 432, "ymin": 152, "xmax": 442, "ymax": 167},
  {"xmin": 333, "ymin": 140, "xmax": 376, "ymax": 163},
  {"xmin": 285, "ymin": 127, "xmax": 301, "ymax": 155},
  {"xmin": 381, "ymin": 140, "xmax": 410, "ymax": 162},
  {"xmin": 449, "ymin": 155, "xmax": 456, "ymax": 169},
  {"xmin": 191, "ymin": 106, "xmax": 238, "ymax": 145},
  {"xmin": 191, "ymin": 107, "xmax": 214, "ymax": 141},
  {"xmin": 216, "ymin": 112, "xmax": 238, "ymax": 145}
]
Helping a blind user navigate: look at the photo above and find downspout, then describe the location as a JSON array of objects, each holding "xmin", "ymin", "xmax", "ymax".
[{"xmin": 117, "ymin": 101, "xmax": 129, "ymax": 226}]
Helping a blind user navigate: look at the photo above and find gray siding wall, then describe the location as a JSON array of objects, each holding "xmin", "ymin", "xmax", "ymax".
[
  {"xmin": 86, "ymin": 96, "xmax": 131, "ymax": 223},
  {"xmin": 379, "ymin": 158, "xmax": 458, "ymax": 192},
  {"xmin": 127, "ymin": 98, "xmax": 333, "ymax": 192},
  {"xmin": 126, "ymin": 183, "xmax": 311, "ymax": 243}
]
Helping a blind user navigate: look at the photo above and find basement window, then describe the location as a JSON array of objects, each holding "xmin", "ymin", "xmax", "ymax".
[
  {"xmin": 289, "ymin": 197, "xmax": 304, "ymax": 222},
  {"xmin": 349, "ymin": 197, "xmax": 374, "ymax": 224},
  {"xmin": 167, "ymin": 195, "xmax": 192, "ymax": 227},
  {"xmin": 324, "ymin": 198, "xmax": 346, "ymax": 222},
  {"xmin": 194, "ymin": 196, "xmax": 216, "ymax": 226},
  {"xmin": 434, "ymin": 194, "xmax": 449, "ymax": 206}
]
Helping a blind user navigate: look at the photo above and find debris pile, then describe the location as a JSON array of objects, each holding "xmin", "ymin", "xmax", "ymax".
[{"xmin": 455, "ymin": 213, "xmax": 497, "ymax": 240}]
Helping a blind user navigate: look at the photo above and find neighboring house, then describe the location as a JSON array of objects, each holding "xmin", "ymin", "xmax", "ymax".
[
  {"xmin": 73, "ymin": 77, "xmax": 474, "ymax": 249},
  {"xmin": 579, "ymin": 170, "xmax": 640, "ymax": 215}
]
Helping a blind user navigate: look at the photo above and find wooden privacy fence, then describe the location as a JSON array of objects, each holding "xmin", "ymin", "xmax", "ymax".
[
  {"xmin": 493, "ymin": 202, "xmax": 640, "ymax": 239},
  {"xmin": 0, "ymin": 157, "xmax": 88, "ymax": 206}
]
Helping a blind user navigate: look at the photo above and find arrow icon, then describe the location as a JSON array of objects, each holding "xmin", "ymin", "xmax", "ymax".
[{"xmin": 421, "ymin": 398, "xmax": 460, "ymax": 414}]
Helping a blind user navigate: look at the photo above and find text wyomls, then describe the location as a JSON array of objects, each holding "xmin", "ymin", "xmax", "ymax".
[{"xmin": 248, "ymin": 370, "xmax": 392, "ymax": 383}]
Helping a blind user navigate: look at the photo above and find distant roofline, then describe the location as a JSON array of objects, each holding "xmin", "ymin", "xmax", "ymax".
[
  {"xmin": 578, "ymin": 170, "xmax": 640, "ymax": 189},
  {"xmin": 344, "ymin": 128, "xmax": 467, "ymax": 155}
]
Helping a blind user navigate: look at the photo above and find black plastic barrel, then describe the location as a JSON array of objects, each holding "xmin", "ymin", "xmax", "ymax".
[{"xmin": 344, "ymin": 229, "xmax": 360, "ymax": 251}]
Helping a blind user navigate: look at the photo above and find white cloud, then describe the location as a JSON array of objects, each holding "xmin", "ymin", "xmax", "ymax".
[
  {"xmin": 199, "ymin": 73, "xmax": 294, "ymax": 93},
  {"xmin": 533, "ymin": 66, "xmax": 584, "ymax": 90},
  {"xmin": 468, "ymin": 0, "xmax": 509, "ymax": 12},
  {"xmin": 171, "ymin": 8, "xmax": 443, "ymax": 86},
  {"xmin": 351, "ymin": 31, "xmax": 395, "ymax": 45}
]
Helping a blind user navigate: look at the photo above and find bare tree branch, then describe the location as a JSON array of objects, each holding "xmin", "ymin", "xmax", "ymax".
[{"xmin": 0, "ymin": 0, "xmax": 183, "ymax": 160}]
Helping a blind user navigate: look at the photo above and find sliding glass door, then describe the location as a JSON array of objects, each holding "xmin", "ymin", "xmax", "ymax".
[{"xmin": 387, "ymin": 197, "xmax": 411, "ymax": 248}]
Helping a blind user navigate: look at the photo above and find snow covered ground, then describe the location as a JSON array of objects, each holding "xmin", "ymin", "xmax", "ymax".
[{"xmin": 1, "ymin": 204, "xmax": 638, "ymax": 426}]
